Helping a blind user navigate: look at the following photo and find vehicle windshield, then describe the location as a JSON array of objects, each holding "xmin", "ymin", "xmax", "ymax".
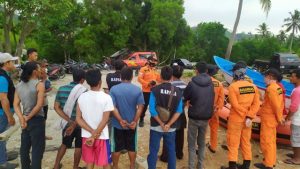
[
  {"xmin": 181, "ymin": 59, "xmax": 190, "ymax": 64},
  {"xmin": 139, "ymin": 54, "xmax": 151, "ymax": 60},
  {"xmin": 281, "ymin": 55, "xmax": 300, "ymax": 62}
]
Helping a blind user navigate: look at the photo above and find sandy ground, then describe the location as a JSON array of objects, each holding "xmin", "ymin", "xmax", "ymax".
[{"xmin": 6, "ymin": 71, "xmax": 298, "ymax": 169}]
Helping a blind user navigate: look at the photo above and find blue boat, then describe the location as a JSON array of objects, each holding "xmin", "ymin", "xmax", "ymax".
[{"xmin": 213, "ymin": 56, "xmax": 294, "ymax": 98}]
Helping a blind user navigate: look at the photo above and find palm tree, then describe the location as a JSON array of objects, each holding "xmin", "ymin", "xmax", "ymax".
[
  {"xmin": 256, "ymin": 22, "xmax": 270, "ymax": 37},
  {"xmin": 277, "ymin": 30, "xmax": 287, "ymax": 43},
  {"xmin": 283, "ymin": 10, "xmax": 300, "ymax": 52},
  {"xmin": 225, "ymin": 0, "xmax": 271, "ymax": 59}
]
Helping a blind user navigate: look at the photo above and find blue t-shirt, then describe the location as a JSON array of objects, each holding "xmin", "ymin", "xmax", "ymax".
[
  {"xmin": 110, "ymin": 83, "xmax": 145, "ymax": 129},
  {"xmin": 0, "ymin": 76, "xmax": 14, "ymax": 116}
]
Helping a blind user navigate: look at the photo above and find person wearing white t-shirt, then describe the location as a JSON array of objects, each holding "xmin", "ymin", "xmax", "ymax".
[{"xmin": 76, "ymin": 69, "xmax": 114, "ymax": 169}]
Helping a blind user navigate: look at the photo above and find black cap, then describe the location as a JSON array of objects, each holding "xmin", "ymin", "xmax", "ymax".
[
  {"xmin": 263, "ymin": 68, "xmax": 282, "ymax": 81},
  {"xmin": 232, "ymin": 61, "xmax": 247, "ymax": 72}
]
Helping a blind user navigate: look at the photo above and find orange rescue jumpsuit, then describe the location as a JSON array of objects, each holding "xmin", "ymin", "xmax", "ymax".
[
  {"xmin": 227, "ymin": 80, "xmax": 260, "ymax": 162},
  {"xmin": 209, "ymin": 77, "xmax": 224, "ymax": 151},
  {"xmin": 259, "ymin": 82, "xmax": 284, "ymax": 168},
  {"xmin": 138, "ymin": 65, "xmax": 160, "ymax": 92}
]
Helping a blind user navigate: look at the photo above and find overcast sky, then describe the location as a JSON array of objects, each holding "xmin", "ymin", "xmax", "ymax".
[{"xmin": 183, "ymin": 0, "xmax": 300, "ymax": 35}]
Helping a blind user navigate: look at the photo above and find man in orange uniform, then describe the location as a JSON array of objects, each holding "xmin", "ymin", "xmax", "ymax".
[
  {"xmin": 138, "ymin": 56, "xmax": 160, "ymax": 127},
  {"xmin": 221, "ymin": 62, "xmax": 260, "ymax": 169},
  {"xmin": 254, "ymin": 69, "xmax": 284, "ymax": 169},
  {"xmin": 207, "ymin": 64, "xmax": 224, "ymax": 153}
]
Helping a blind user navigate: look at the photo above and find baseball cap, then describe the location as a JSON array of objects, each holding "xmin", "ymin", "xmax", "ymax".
[{"xmin": 0, "ymin": 53, "xmax": 18, "ymax": 63}]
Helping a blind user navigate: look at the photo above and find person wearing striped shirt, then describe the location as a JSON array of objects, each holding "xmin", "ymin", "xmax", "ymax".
[{"xmin": 53, "ymin": 69, "xmax": 86, "ymax": 169}]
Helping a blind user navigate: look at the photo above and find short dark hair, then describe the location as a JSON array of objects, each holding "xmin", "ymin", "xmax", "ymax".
[
  {"xmin": 207, "ymin": 64, "xmax": 219, "ymax": 76},
  {"xmin": 114, "ymin": 60, "xmax": 126, "ymax": 71},
  {"xmin": 21, "ymin": 62, "xmax": 39, "ymax": 83},
  {"xmin": 196, "ymin": 61, "xmax": 207, "ymax": 73},
  {"xmin": 264, "ymin": 68, "xmax": 281, "ymax": 81},
  {"xmin": 0, "ymin": 63, "xmax": 4, "ymax": 68},
  {"xmin": 232, "ymin": 61, "xmax": 247, "ymax": 72},
  {"xmin": 72, "ymin": 68, "xmax": 85, "ymax": 83},
  {"xmin": 161, "ymin": 66, "xmax": 173, "ymax": 81},
  {"xmin": 86, "ymin": 69, "xmax": 102, "ymax": 87},
  {"xmin": 121, "ymin": 67, "xmax": 133, "ymax": 81},
  {"xmin": 172, "ymin": 65, "xmax": 183, "ymax": 79},
  {"xmin": 292, "ymin": 69, "xmax": 300, "ymax": 79},
  {"xmin": 27, "ymin": 48, "xmax": 37, "ymax": 56}
]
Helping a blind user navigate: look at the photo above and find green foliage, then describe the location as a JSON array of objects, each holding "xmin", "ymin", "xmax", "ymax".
[
  {"xmin": 256, "ymin": 22, "xmax": 271, "ymax": 37},
  {"xmin": 193, "ymin": 22, "xmax": 228, "ymax": 63},
  {"xmin": 183, "ymin": 71, "xmax": 195, "ymax": 78},
  {"xmin": 0, "ymin": 0, "xmax": 298, "ymax": 66},
  {"xmin": 231, "ymin": 36, "xmax": 281, "ymax": 64}
]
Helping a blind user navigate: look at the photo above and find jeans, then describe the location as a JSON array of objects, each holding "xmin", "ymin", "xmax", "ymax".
[
  {"xmin": 20, "ymin": 116, "xmax": 45, "ymax": 169},
  {"xmin": 147, "ymin": 130, "xmax": 176, "ymax": 169},
  {"xmin": 0, "ymin": 115, "xmax": 8, "ymax": 165},
  {"xmin": 188, "ymin": 119, "xmax": 208, "ymax": 169},
  {"xmin": 160, "ymin": 127, "xmax": 185, "ymax": 160}
]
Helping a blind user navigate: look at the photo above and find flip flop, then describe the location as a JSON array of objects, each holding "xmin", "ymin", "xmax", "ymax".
[
  {"xmin": 7, "ymin": 150, "xmax": 18, "ymax": 161},
  {"xmin": 284, "ymin": 159, "xmax": 300, "ymax": 165},
  {"xmin": 286, "ymin": 153, "xmax": 294, "ymax": 158},
  {"xmin": 206, "ymin": 143, "xmax": 216, "ymax": 153}
]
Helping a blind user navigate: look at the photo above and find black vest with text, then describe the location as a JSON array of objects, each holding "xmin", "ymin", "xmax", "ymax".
[
  {"xmin": 151, "ymin": 82, "xmax": 182, "ymax": 129},
  {"xmin": 0, "ymin": 68, "xmax": 15, "ymax": 109}
]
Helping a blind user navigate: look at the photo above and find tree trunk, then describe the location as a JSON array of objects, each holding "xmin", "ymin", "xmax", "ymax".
[
  {"xmin": 64, "ymin": 49, "xmax": 67, "ymax": 62},
  {"xmin": 225, "ymin": 0, "xmax": 243, "ymax": 59},
  {"xmin": 3, "ymin": 8, "xmax": 14, "ymax": 53},
  {"xmin": 15, "ymin": 34, "xmax": 26, "ymax": 57},
  {"xmin": 15, "ymin": 22, "xmax": 36, "ymax": 57},
  {"xmin": 12, "ymin": 24, "xmax": 17, "ymax": 47},
  {"xmin": 143, "ymin": 39, "xmax": 147, "ymax": 51},
  {"xmin": 289, "ymin": 28, "xmax": 295, "ymax": 53}
]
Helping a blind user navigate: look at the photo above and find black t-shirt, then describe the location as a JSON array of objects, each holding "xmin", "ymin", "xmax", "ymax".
[{"xmin": 106, "ymin": 71, "xmax": 122, "ymax": 90}]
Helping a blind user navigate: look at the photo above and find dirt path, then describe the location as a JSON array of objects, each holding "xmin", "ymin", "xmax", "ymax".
[{"xmin": 7, "ymin": 72, "xmax": 296, "ymax": 169}]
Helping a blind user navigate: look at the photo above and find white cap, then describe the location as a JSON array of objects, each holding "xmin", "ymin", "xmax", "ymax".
[{"xmin": 0, "ymin": 53, "xmax": 18, "ymax": 63}]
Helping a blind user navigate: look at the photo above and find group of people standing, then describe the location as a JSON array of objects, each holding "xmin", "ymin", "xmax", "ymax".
[
  {"xmin": 221, "ymin": 62, "xmax": 300, "ymax": 169},
  {"xmin": 0, "ymin": 51, "xmax": 300, "ymax": 169},
  {"xmin": 0, "ymin": 49, "xmax": 49, "ymax": 169}
]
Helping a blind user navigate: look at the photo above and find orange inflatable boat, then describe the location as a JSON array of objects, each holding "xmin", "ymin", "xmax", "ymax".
[{"xmin": 219, "ymin": 88, "xmax": 291, "ymax": 145}]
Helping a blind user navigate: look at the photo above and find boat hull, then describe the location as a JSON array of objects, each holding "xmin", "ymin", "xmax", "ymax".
[{"xmin": 219, "ymin": 104, "xmax": 291, "ymax": 145}]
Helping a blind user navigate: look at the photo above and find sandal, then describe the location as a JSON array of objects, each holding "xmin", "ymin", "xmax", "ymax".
[
  {"xmin": 286, "ymin": 153, "xmax": 294, "ymax": 158},
  {"xmin": 284, "ymin": 159, "xmax": 300, "ymax": 165},
  {"xmin": 206, "ymin": 143, "xmax": 216, "ymax": 153}
]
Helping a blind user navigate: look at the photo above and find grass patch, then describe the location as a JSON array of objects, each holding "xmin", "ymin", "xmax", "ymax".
[{"xmin": 183, "ymin": 70, "xmax": 195, "ymax": 78}]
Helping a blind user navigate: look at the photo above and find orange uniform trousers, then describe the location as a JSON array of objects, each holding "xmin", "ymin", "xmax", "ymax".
[
  {"xmin": 209, "ymin": 112, "xmax": 219, "ymax": 151},
  {"xmin": 227, "ymin": 121, "xmax": 252, "ymax": 162},
  {"xmin": 260, "ymin": 123, "xmax": 277, "ymax": 167}
]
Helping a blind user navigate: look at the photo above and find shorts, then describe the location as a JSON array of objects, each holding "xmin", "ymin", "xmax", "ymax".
[
  {"xmin": 111, "ymin": 127, "xmax": 137, "ymax": 152},
  {"xmin": 291, "ymin": 124, "xmax": 300, "ymax": 147},
  {"xmin": 82, "ymin": 138, "xmax": 112, "ymax": 166},
  {"xmin": 62, "ymin": 126, "xmax": 82, "ymax": 148}
]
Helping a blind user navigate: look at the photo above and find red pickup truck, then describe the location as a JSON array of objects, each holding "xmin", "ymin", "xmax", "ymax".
[
  {"xmin": 123, "ymin": 52, "xmax": 157, "ymax": 68},
  {"xmin": 110, "ymin": 49, "xmax": 157, "ymax": 69}
]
